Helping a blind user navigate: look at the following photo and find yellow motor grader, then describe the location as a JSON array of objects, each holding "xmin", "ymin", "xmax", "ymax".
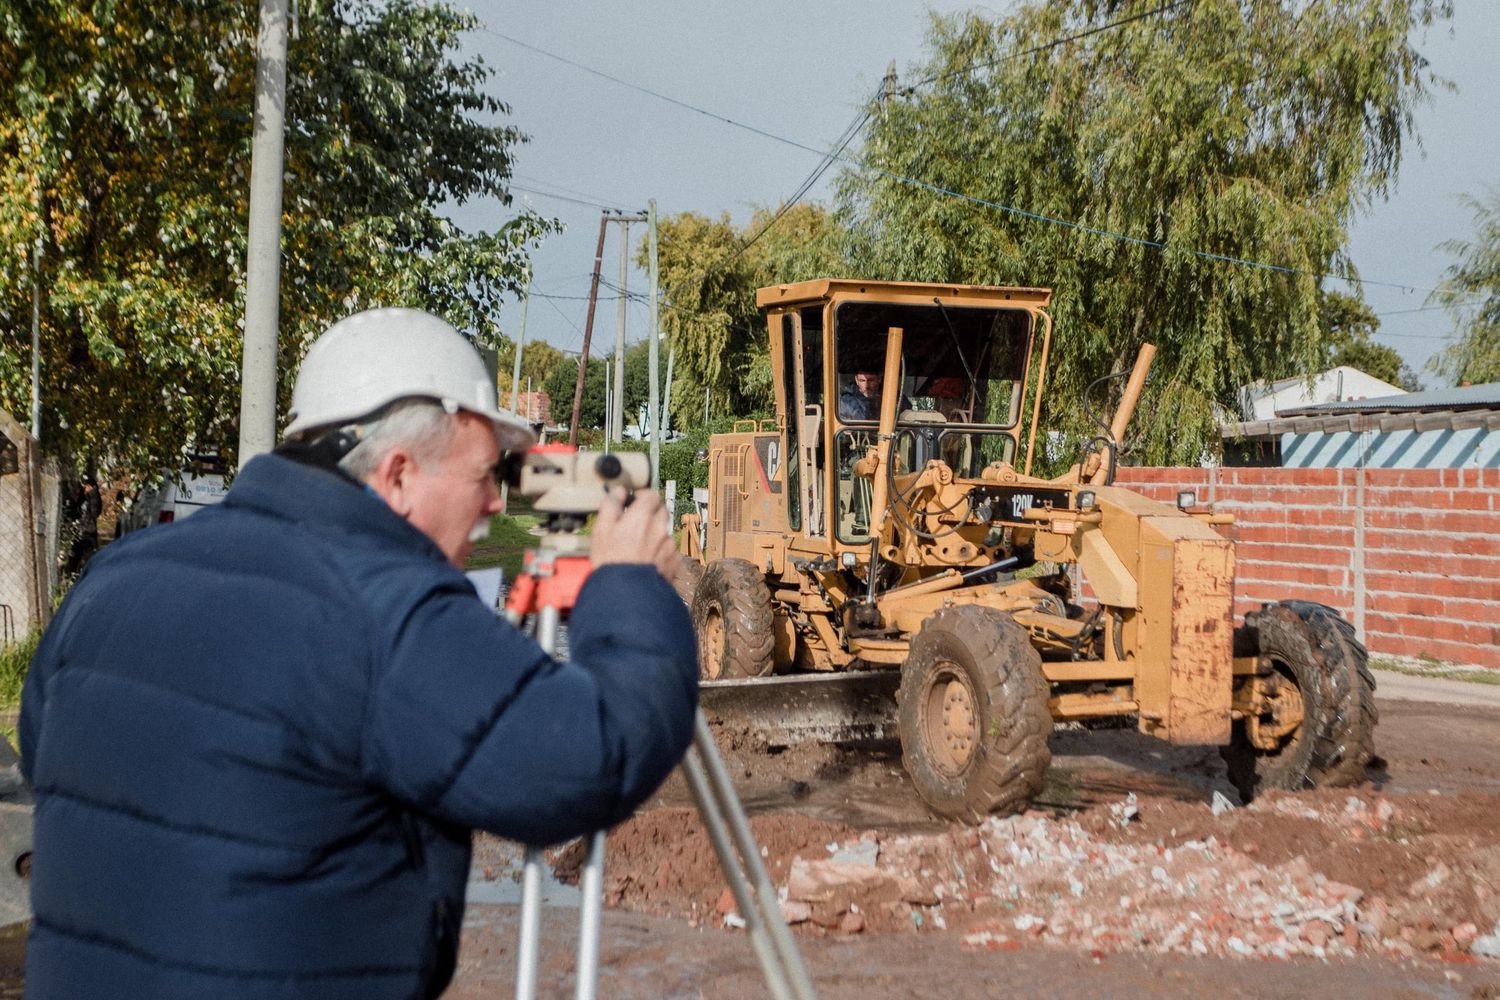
[{"xmin": 677, "ymin": 279, "xmax": 1375, "ymax": 822}]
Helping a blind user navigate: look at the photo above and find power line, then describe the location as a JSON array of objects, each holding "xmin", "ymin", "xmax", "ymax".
[
  {"xmin": 510, "ymin": 183, "xmax": 633, "ymax": 212},
  {"xmin": 479, "ymin": 15, "xmax": 1450, "ymax": 300},
  {"xmin": 903, "ymin": 0, "xmax": 1194, "ymax": 94}
]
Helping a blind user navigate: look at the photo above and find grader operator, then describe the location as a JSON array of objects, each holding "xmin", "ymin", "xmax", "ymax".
[{"xmin": 677, "ymin": 279, "xmax": 1375, "ymax": 822}]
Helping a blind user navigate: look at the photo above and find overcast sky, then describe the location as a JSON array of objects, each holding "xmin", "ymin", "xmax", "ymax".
[{"xmin": 450, "ymin": 2, "xmax": 1498, "ymax": 387}]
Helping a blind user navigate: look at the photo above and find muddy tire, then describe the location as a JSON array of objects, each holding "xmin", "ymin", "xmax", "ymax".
[
  {"xmin": 897, "ymin": 606, "xmax": 1051, "ymax": 822},
  {"xmin": 1283, "ymin": 601, "xmax": 1378, "ymax": 786},
  {"xmin": 692, "ymin": 558, "xmax": 774, "ymax": 680},
  {"xmin": 673, "ymin": 555, "xmax": 706, "ymax": 607},
  {"xmin": 1223, "ymin": 602, "xmax": 1340, "ymax": 801}
]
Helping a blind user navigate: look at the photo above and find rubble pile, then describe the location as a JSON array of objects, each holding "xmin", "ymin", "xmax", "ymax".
[{"xmin": 767, "ymin": 792, "xmax": 1500, "ymax": 963}]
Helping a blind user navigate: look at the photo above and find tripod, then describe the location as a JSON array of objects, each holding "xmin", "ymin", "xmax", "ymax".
[{"xmin": 503, "ymin": 520, "xmax": 817, "ymax": 1000}]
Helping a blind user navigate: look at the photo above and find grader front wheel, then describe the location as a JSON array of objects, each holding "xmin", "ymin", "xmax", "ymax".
[
  {"xmin": 897, "ymin": 606, "xmax": 1052, "ymax": 822},
  {"xmin": 691, "ymin": 558, "xmax": 775, "ymax": 680}
]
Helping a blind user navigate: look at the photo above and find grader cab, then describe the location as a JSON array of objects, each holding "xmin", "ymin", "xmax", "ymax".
[{"xmin": 678, "ymin": 279, "xmax": 1374, "ymax": 821}]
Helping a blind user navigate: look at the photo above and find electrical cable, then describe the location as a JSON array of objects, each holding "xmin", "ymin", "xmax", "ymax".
[
  {"xmin": 902, "ymin": 0, "xmax": 1194, "ymax": 94},
  {"xmin": 475, "ymin": 21, "xmax": 1453, "ymax": 298}
]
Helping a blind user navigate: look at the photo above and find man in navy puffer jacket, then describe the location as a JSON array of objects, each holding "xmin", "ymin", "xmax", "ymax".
[{"xmin": 19, "ymin": 309, "xmax": 699, "ymax": 999}]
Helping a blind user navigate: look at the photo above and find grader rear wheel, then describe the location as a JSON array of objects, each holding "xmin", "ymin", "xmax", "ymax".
[
  {"xmin": 897, "ymin": 606, "xmax": 1051, "ymax": 822},
  {"xmin": 691, "ymin": 558, "xmax": 775, "ymax": 680},
  {"xmin": 1223, "ymin": 601, "xmax": 1373, "ymax": 801},
  {"xmin": 1284, "ymin": 601, "xmax": 1378, "ymax": 786}
]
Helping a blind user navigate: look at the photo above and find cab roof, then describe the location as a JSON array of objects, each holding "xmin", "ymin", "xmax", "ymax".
[{"xmin": 754, "ymin": 278, "xmax": 1053, "ymax": 310}]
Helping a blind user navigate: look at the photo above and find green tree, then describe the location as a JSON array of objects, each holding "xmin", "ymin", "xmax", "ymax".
[
  {"xmin": 1432, "ymin": 192, "xmax": 1500, "ymax": 385},
  {"xmin": 647, "ymin": 202, "xmax": 846, "ymax": 429},
  {"xmin": 0, "ymin": 0, "xmax": 554, "ymax": 475},
  {"xmin": 497, "ymin": 338, "xmax": 567, "ymax": 403},
  {"xmin": 1316, "ymin": 290, "xmax": 1420, "ymax": 391},
  {"xmin": 543, "ymin": 356, "xmax": 606, "ymax": 431},
  {"xmin": 837, "ymin": 0, "xmax": 1448, "ymax": 463}
]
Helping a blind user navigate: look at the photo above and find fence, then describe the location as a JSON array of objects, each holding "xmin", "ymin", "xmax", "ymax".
[
  {"xmin": 0, "ymin": 409, "xmax": 59, "ymax": 641},
  {"xmin": 1112, "ymin": 466, "xmax": 1500, "ymax": 670}
]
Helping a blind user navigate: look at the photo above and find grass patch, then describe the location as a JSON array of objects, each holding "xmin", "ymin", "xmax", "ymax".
[
  {"xmin": 0, "ymin": 631, "xmax": 39, "ymax": 754},
  {"xmin": 1369, "ymin": 655, "xmax": 1500, "ymax": 686},
  {"xmin": 465, "ymin": 513, "xmax": 540, "ymax": 580}
]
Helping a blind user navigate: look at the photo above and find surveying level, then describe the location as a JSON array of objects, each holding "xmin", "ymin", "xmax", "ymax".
[{"xmin": 501, "ymin": 446, "xmax": 816, "ymax": 1000}]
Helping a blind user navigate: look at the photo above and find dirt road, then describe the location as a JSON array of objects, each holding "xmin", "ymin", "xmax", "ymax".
[{"xmin": 453, "ymin": 689, "xmax": 1500, "ymax": 998}]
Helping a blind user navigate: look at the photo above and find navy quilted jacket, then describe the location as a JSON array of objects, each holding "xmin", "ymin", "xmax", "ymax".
[{"xmin": 19, "ymin": 452, "xmax": 698, "ymax": 999}]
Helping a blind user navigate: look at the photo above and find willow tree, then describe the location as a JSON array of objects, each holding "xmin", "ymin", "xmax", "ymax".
[
  {"xmin": 837, "ymin": 0, "xmax": 1449, "ymax": 463},
  {"xmin": 0, "ymin": 0, "xmax": 553, "ymax": 474},
  {"xmin": 649, "ymin": 203, "xmax": 845, "ymax": 428},
  {"xmin": 1432, "ymin": 192, "xmax": 1500, "ymax": 386}
]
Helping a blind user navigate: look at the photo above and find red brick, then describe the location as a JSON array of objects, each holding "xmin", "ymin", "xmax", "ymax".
[
  {"xmin": 1222, "ymin": 468, "xmax": 1346, "ymax": 488},
  {"xmin": 1364, "ymin": 594, "xmax": 1496, "ymax": 623},
  {"xmin": 1364, "ymin": 631, "xmax": 1500, "ymax": 670},
  {"xmin": 1365, "ymin": 469, "xmax": 1450, "ymax": 489},
  {"xmin": 1366, "ymin": 615, "xmax": 1500, "ymax": 646},
  {"xmin": 1364, "ymin": 487, "xmax": 1499, "ymax": 512},
  {"xmin": 1235, "ymin": 580, "xmax": 1353, "ymax": 607},
  {"xmin": 1365, "ymin": 573, "xmax": 1496, "ymax": 602},
  {"xmin": 1235, "ymin": 524, "xmax": 1354, "ymax": 548},
  {"xmin": 1239, "ymin": 564, "xmax": 1349, "ymax": 589},
  {"xmin": 1366, "ymin": 508, "xmax": 1500, "ymax": 534},
  {"xmin": 1367, "ymin": 531, "xmax": 1500, "ymax": 558},
  {"xmin": 1364, "ymin": 550, "xmax": 1500, "ymax": 580}
]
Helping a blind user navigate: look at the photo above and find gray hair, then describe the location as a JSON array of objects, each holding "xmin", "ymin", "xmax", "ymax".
[{"xmin": 337, "ymin": 398, "xmax": 459, "ymax": 482}]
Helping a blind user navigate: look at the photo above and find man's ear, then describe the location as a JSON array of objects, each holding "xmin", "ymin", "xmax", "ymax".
[{"xmin": 365, "ymin": 448, "xmax": 417, "ymax": 516}]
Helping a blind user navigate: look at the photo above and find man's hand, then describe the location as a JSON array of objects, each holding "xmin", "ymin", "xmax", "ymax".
[{"xmin": 591, "ymin": 487, "xmax": 679, "ymax": 581}]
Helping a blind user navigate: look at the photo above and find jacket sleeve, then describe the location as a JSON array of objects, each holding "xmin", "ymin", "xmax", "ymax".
[{"xmin": 363, "ymin": 564, "xmax": 698, "ymax": 846}]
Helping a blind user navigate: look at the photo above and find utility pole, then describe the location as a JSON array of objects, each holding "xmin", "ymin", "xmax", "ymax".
[
  {"xmin": 882, "ymin": 59, "xmax": 897, "ymax": 118},
  {"xmin": 602, "ymin": 355, "xmax": 613, "ymax": 453},
  {"xmin": 500, "ymin": 279, "xmax": 530, "ymax": 511},
  {"xmin": 238, "ymin": 0, "xmax": 291, "ymax": 464},
  {"xmin": 569, "ymin": 213, "xmax": 611, "ymax": 445},
  {"xmin": 647, "ymin": 200, "xmax": 662, "ymax": 486},
  {"xmin": 611, "ymin": 221, "xmax": 630, "ymax": 443},
  {"xmin": 660, "ymin": 345, "xmax": 675, "ymax": 437},
  {"xmin": 29, "ymin": 238, "xmax": 42, "ymax": 441}
]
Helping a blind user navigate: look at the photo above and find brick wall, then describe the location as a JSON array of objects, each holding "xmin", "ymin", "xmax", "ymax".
[{"xmin": 1111, "ymin": 466, "xmax": 1500, "ymax": 670}]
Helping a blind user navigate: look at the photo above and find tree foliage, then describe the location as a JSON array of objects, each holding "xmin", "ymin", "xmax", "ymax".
[
  {"xmin": 542, "ymin": 355, "xmax": 606, "ymax": 431},
  {"xmin": 1316, "ymin": 290, "xmax": 1420, "ymax": 391},
  {"xmin": 647, "ymin": 202, "xmax": 845, "ymax": 429},
  {"xmin": 836, "ymin": 0, "xmax": 1448, "ymax": 463},
  {"xmin": 0, "ymin": 0, "xmax": 554, "ymax": 474},
  {"xmin": 1432, "ymin": 191, "xmax": 1500, "ymax": 385}
]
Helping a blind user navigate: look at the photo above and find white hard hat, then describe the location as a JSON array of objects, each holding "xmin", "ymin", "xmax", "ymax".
[{"xmin": 285, "ymin": 308, "xmax": 536, "ymax": 451}]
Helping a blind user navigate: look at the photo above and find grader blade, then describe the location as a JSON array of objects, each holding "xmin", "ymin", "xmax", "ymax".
[{"xmin": 700, "ymin": 672, "xmax": 900, "ymax": 747}]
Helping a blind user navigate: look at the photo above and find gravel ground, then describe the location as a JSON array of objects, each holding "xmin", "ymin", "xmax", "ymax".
[{"xmin": 456, "ymin": 691, "xmax": 1500, "ymax": 998}]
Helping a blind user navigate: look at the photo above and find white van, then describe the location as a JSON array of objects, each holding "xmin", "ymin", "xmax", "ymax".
[{"xmin": 118, "ymin": 470, "xmax": 229, "ymax": 533}]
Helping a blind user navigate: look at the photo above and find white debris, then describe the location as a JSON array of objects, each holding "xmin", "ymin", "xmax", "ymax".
[{"xmin": 1210, "ymin": 790, "xmax": 1236, "ymax": 816}]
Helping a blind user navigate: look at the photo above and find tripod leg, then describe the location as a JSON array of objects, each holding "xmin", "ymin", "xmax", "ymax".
[
  {"xmin": 574, "ymin": 830, "xmax": 606, "ymax": 1000},
  {"xmin": 691, "ymin": 710, "xmax": 819, "ymax": 1000},
  {"xmin": 681, "ymin": 748, "xmax": 795, "ymax": 1000},
  {"xmin": 515, "ymin": 846, "xmax": 545, "ymax": 1000}
]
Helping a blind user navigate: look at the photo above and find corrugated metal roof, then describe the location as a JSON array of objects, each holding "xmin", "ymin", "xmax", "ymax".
[{"xmin": 1277, "ymin": 380, "xmax": 1500, "ymax": 417}]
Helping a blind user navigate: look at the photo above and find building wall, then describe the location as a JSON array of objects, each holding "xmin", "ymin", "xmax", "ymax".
[
  {"xmin": 1239, "ymin": 367, "xmax": 1405, "ymax": 420},
  {"xmin": 1110, "ymin": 466, "xmax": 1500, "ymax": 670},
  {"xmin": 1281, "ymin": 423, "xmax": 1500, "ymax": 469}
]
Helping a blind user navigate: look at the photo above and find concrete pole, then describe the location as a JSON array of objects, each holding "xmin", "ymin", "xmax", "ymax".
[
  {"xmin": 30, "ymin": 238, "xmax": 42, "ymax": 441},
  {"xmin": 612, "ymin": 222, "xmax": 629, "ymax": 444},
  {"xmin": 508, "ymin": 277, "xmax": 531, "ymax": 414},
  {"xmin": 500, "ymin": 279, "xmax": 531, "ymax": 510},
  {"xmin": 661, "ymin": 345, "xmax": 676, "ymax": 436},
  {"xmin": 647, "ymin": 200, "xmax": 661, "ymax": 486},
  {"xmin": 602, "ymin": 355, "xmax": 613, "ymax": 453},
  {"xmin": 569, "ymin": 213, "xmax": 610, "ymax": 445},
  {"xmin": 238, "ymin": 0, "xmax": 290, "ymax": 464}
]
